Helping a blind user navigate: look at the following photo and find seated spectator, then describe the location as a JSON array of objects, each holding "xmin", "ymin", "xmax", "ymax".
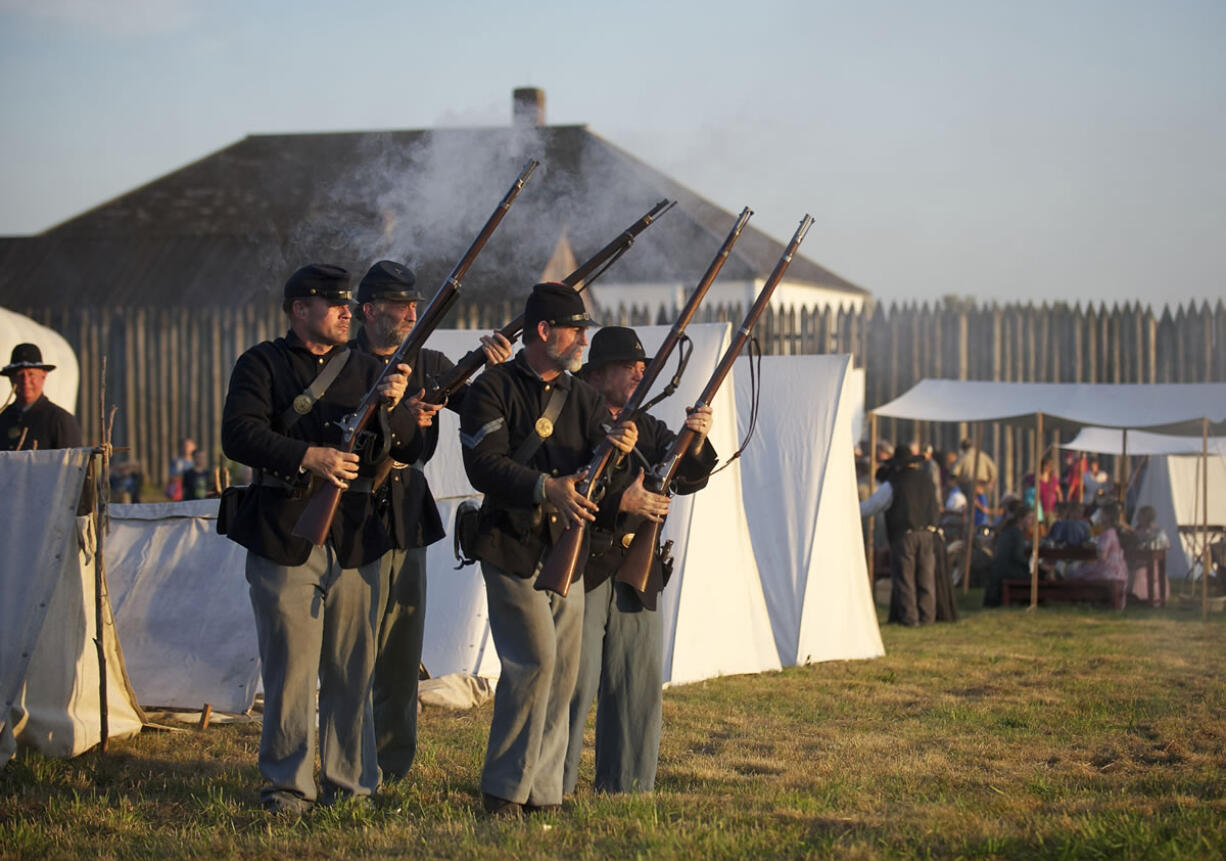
[
  {"xmin": 984, "ymin": 503, "xmax": 1035, "ymax": 607},
  {"xmin": 1047, "ymin": 501, "xmax": 1092, "ymax": 547},
  {"xmin": 1069, "ymin": 502, "xmax": 1129, "ymax": 586},
  {"xmin": 1129, "ymin": 505, "xmax": 1171, "ymax": 602},
  {"xmin": 945, "ymin": 484, "xmax": 967, "ymax": 513}
]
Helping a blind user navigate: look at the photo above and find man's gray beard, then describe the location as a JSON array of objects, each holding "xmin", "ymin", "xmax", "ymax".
[
  {"xmin": 371, "ymin": 316, "xmax": 408, "ymax": 352},
  {"xmin": 544, "ymin": 340, "xmax": 583, "ymax": 373}
]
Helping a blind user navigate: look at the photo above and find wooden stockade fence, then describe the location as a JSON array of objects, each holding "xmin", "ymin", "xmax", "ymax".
[{"xmin": 20, "ymin": 299, "xmax": 1225, "ymax": 493}]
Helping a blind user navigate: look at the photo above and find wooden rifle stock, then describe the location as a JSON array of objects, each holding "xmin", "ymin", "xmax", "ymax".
[
  {"xmin": 291, "ymin": 160, "xmax": 540, "ymax": 544},
  {"xmin": 421, "ymin": 199, "xmax": 674, "ymax": 406},
  {"xmin": 533, "ymin": 207, "xmax": 754, "ymax": 596},
  {"xmin": 616, "ymin": 214, "xmax": 815, "ymax": 599}
]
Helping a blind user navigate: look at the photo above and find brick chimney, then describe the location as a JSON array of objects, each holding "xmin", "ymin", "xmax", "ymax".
[{"xmin": 512, "ymin": 87, "xmax": 546, "ymax": 127}]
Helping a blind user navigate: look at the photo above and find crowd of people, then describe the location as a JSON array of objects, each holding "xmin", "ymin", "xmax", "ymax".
[{"xmin": 859, "ymin": 436, "xmax": 1173, "ymax": 616}]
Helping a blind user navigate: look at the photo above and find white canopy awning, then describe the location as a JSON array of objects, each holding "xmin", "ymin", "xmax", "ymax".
[
  {"xmin": 1062, "ymin": 428, "xmax": 1226, "ymax": 457},
  {"xmin": 872, "ymin": 380, "xmax": 1226, "ymax": 435}
]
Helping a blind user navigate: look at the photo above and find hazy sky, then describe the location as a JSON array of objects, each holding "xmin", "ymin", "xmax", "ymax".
[{"xmin": 1, "ymin": 0, "xmax": 1223, "ymax": 306}]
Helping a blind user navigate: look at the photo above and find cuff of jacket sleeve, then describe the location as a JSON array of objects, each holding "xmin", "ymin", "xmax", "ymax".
[{"xmin": 533, "ymin": 473, "xmax": 547, "ymax": 504}]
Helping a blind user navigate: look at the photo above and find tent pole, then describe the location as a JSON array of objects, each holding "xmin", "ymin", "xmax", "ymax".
[
  {"xmin": 95, "ymin": 357, "xmax": 110, "ymax": 755},
  {"xmin": 1203, "ymin": 418, "xmax": 1210, "ymax": 622},
  {"xmin": 1030, "ymin": 412, "xmax": 1043, "ymax": 610},
  {"xmin": 1121, "ymin": 429, "xmax": 1129, "ymax": 520},
  {"xmin": 963, "ymin": 423, "xmax": 982, "ymax": 594},
  {"xmin": 867, "ymin": 412, "xmax": 877, "ymax": 590}
]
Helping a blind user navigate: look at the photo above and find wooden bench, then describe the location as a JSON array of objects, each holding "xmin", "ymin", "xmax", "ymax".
[
  {"xmin": 1002, "ymin": 578, "xmax": 1125, "ymax": 610},
  {"xmin": 1125, "ymin": 547, "xmax": 1168, "ymax": 608}
]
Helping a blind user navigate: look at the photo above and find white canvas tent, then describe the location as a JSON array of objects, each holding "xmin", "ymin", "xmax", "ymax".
[
  {"xmin": 873, "ymin": 380, "xmax": 1226, "ymax": 435},
  {"xmin": 734, "ymin": 354, "xmax": 883, "ymax": 666},
  {"xmin": 0, "ymin": 307, "xmax": 79, "ymax": 415},
  {"xmin": 420, "ymin": 324, "xmax": 782, "ymax": 685},
  {"xmin": 1063, "ymin": 428, "xmax": 1226, "ymax": 581},
  {"xmin": 105, "ymin": 500, "xmax": 260, "ymax": 713},
  {"xmin": 1, "ymin": 449, "xmax": 143, "ymax": 766}
]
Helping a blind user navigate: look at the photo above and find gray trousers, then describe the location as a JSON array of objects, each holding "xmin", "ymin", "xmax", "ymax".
[
  {"xmin": 563, "ymin": 578, "xmax": 663, "ymax": 795},
  {"xmin": 372, "ymin": 546, "xmax": 427, "ymax": 780},
  {"xmin": 890, "ymin": 529, "xmax": 937, "ymax": 625},
  {"xmin": 246, "ymin": 545, "xmax": 381, "ymax": 805},
  {"xmin": 480, "ymin": 561, "xmax": 583, "ymax": 807}
]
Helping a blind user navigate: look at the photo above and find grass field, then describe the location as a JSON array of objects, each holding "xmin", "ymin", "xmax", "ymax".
[{"xmin": 3, "ymin": 591, "xmax": 1225, "ymax": 860}]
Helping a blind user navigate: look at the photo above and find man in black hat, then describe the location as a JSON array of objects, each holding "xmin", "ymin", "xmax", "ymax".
[
  {"xmin": 221, "ymin": 263, "xmax": 417, "ymax": 814},
  {"xmin": 1, "ymin": 343, "xmax": 82, "ymax": 451},
  {"xmin": 351, "ymin": 259, "xmax": 512, "ymax": 783},
  {"xmin": 562, "ymin": 326, "xmax": 716, "ymax": 796},
  {"xmin": 459, "ymin": 282, "xmax": 638, "ymax": 817},
  {"xmin": 860, "ymin": 444, "xmax": 942, "ymax": 625}
]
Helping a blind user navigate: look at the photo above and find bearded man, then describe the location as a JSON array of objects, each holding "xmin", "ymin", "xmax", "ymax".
[
  {"xmin": 458, "ymin": 282, "xmax": 637, "ymax": 817},
  {"xmin": 351, "ymin": 259, "xmax": 511, "ymax": 782}
]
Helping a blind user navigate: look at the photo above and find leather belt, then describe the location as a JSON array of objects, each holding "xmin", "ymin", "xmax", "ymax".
[{"xmin": 254, "ymin": 471, "xmax": 374, "ymax": 494}]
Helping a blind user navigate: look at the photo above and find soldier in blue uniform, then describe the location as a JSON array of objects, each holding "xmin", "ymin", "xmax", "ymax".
[
  {"xmin": 220, "ymin": 264, "xmax": 416, "ymax": 814},
  {"xmin": 350, "ymin": 260, "xmax": 511, "ymax": 782}
]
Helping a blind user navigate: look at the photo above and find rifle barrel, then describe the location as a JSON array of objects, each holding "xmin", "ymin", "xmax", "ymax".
[
  {"xmin": 615, "ymin": 214, "xmax": 814, "ymax": 597},
  {"xmin": 291, "ymin": 160, "xmax": 540, "ymax": 545}
]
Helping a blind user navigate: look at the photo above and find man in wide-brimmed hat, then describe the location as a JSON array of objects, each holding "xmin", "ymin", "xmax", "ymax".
[
  {"xmin": 561, "ymin": 326, "xmax": 715, "ymax": 797},
  {"xmin": 1, "ymin": 342, "xmax": 82, "ymax": 451}
]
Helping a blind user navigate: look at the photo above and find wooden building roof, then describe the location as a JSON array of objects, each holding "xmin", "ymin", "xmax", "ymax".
[{"xmin": 1, "ymin": 124, "xmax": 866, "ymax": 309}]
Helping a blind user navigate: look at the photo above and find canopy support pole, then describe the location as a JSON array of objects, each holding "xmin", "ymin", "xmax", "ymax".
[
  {"xmin": 867, "ymin": 412, "xmax": 877, "ymax": 589},
  {"xmin": 962, "ymin": 423, "xmax": 982, "ymax": 594},
  {"xmin": 1121, "ymin": 429, "xmax": 1129, "ymax": 519},
  {"xmin": 1030, "ymin": 412, "xmax": 1043, "ymax": 610},
  {"xmin": 1203, "ymin": 418, "xmax": 1210, "ymax": 622}
]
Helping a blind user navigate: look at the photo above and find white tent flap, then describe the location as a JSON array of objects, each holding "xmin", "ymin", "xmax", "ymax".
[
  {"xmin": 736, "ymin": 355, "xmax": 883, "ymax": 666},
  {"xmin": 1, "ymin": 449, "xmax": 143, "ymax": 765},
  {"xmin": 105, "ymin": 500, "xmax": 261, "ymax": 713}
]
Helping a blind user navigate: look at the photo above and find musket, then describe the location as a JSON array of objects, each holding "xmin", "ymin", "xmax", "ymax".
[
  {"xmin": 614, "ymin": 214, "xmax": 815, "ymax": 603},
  {"xmin": 419, "ymin": 198, "xmax": 676, "ymax": 406},
  {"xmin": 291, "ymin": 159, "xmax": 539, "ymax": 545},
  {"xmin": 533, "ymin": 207, "xmax": 753, "ymax": 597}
]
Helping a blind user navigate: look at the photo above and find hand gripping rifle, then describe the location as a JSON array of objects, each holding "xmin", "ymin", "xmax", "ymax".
[
  {"xmin": 291, "ymin": 159, "xmax": 539, "ymax": 545},
  {"xmin": 614, "ymin": 214, "xmax": 815, "ymax": 602},
  {"xmin": 533, "ymin": 207, "xmax": 754, "ymax": 597},
  {"xmin": 418, "ymin": 198, "xmax": 676, "ymax": 406}
]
